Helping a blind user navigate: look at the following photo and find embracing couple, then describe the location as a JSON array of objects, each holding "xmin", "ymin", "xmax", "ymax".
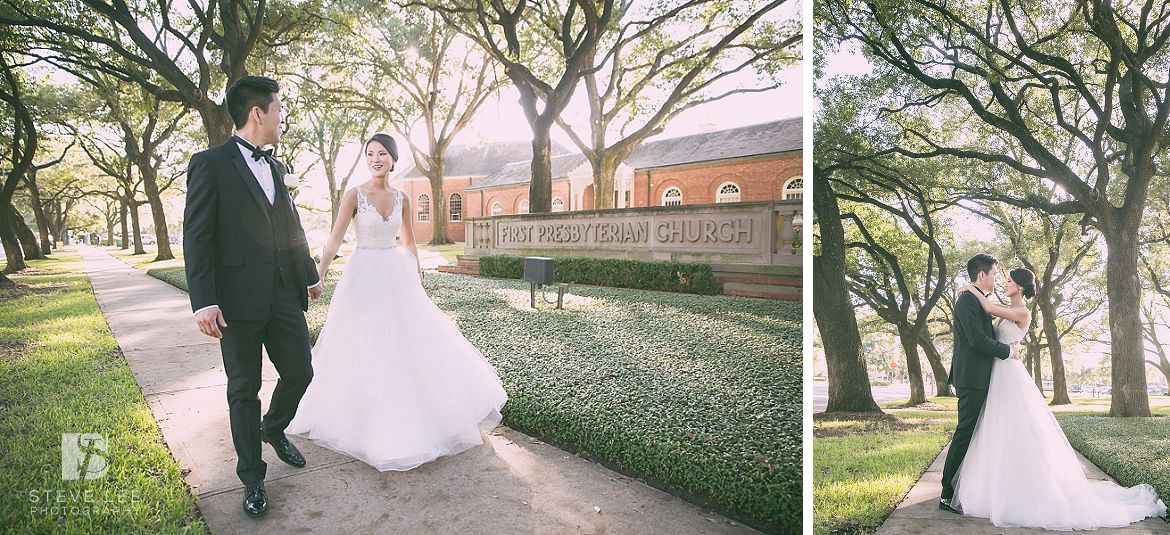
[
  {"xmin": 939, "ymin": 253, "xmax": 1165, "ymax": 529},
  {"xmin": 182, "ymin": 76, "xmax": 508, "ymax": 517}
]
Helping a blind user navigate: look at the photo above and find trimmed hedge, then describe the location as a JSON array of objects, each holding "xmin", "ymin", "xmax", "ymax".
[
  {"xmin": 1057, "ymin": 414, "xmax": 1170, "ymax": 506},
  {"xmin": 421, "ymin": 273, "xmax": 801, "ymax": 534},
  {"xmin": 148, "ymin": 267, "xmax": 188, "ymax": 291},
  {"xmin": 143, "ymin": 263, "xmax": 800, "ymax": 533},
  {"xmin": 478, "ymin": 255, "xmax": 718, "ymax": 295}
]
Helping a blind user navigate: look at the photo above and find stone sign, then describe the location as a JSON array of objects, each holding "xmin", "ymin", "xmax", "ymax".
[{"xmin": 465, "ymin": 200, "xmax": 800, "ymax": 266}]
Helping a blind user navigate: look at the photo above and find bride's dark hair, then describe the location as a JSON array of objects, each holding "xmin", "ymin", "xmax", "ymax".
[
  {"xmin": 1010, "ymin": 268, "xmax": 1036, "ymax": 299},
  {"xmin": 366, "ymin": 133, "xmax": 398, "ymax": 171}
]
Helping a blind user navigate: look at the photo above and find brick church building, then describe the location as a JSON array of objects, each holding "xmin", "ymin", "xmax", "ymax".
[{"xmin": 391, "ymin": 118, "xmax": 802, "ymax": 242}]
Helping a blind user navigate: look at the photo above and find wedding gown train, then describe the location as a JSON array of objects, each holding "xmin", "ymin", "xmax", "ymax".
[
  {"xmin": 953, "ymin": 318, "xmax": 1166, "ymax": 529},
  {"xmin": 285, "ymin": 186, "xmax": 508, "ymax": 471}
]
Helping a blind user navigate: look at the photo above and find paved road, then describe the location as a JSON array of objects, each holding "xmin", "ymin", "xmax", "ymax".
[{"xmin": 813, "ymin": 381, "xmax": 914, "ymax": 413}]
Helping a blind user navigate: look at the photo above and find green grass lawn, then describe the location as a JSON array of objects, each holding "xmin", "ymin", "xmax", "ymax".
[
  {"xmin": 0, "ymin": 253, "xmax": 207, "ymax": 533},
  {"xmin": 815, "ymin": 393, "xmax": 1170, "ymax": 535},
  {"xmin": 814, "ymin": 400, "xmax": 957, "ymax": 535},
  {"xmin": 136, "ymin": 263, "xmax": 801, "ymax": 534},
  {"xmin": 106, "ymin": 245, "xmax": 184, "ymax": 270}
]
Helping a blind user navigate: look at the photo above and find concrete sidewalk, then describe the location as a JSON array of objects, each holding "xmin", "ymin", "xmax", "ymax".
[
  {"xmin": 876, "ymin": 443, "xmax": 1170, "ymax": 534},
  {"xmin": 79, "ymin": 246, "xmax": 755, "ymax": 534}
]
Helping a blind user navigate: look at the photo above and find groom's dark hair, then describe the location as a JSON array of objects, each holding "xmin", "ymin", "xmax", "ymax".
[
  {"xmin": 966, "ymin": 253, "xmax": 998, "ymax": 282},
  {"xmin": 226, "ymin": 76, "xmax": 280, "ymax": 129}
]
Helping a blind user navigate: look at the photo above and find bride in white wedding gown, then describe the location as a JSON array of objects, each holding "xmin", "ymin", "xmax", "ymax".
[
  {"xmin": 953, "ymin": 268, "xmax": 1165, "ymax": 529},
  {"xmin": 285, "ymin": 133, "xmax": 507, "ymax": 471}
]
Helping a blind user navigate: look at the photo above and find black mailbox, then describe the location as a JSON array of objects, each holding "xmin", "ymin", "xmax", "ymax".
[{"xmin": 523, "ymin": 256, "xmax": 555, "ymax": 284}]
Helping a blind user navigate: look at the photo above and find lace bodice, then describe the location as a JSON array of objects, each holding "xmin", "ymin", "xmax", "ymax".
[
  {"xmin": 354, "ymin": 187, "xmax": 403, "ymax": 249},
  {"xmin": 994, "ymin": 318, "xmax": 1026, "ymax": 346}
]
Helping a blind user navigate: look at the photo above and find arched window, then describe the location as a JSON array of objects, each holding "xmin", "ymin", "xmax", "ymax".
[
  {"xmin": 782, "ymin": 177, "xmax": 803, "ymax": 200},
  {"xmin": 490, "ymin": 202, "xmax": 502, "ymax": 216},
  {"xmin": 417, "ymin": 194, "xmax": 431, "ymax": 222},
  {"xmin": 716, "ymin": 182, "xmax": 741, "ymax": 203},
  {"xmin": 552, "ymin": 197, "xmax": 565, "ymax": 212},
  {"xmin": 662, "ymin": 187, "xmax": 682, "ymax": 206},
  {"xmin": 518, "ymin": 199, "xmax": 529, "ymax": 214},
  {"xmin": 449, "ymin": 193, "xmax": 463, "ymax": 222}
]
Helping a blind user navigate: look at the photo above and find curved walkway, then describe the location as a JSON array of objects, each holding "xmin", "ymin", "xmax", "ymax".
[{"xmin": 79, "ymin": 246, "xmax": 754, "ymax": 534}]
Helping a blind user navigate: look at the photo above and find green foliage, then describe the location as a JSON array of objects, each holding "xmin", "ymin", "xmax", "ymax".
[
  {"xmin": 418, "ymin": 273, "xmax": 802, "ymax": 533},
  {"xmin": 1058, "ymin": 415, "xmax": 1170, "ymax": 507},
  {"xmin": 146, "ymin": 267, "xmax": 187, "ymax": 291},
  {"xmin": 477, "ymin": 255, "xmax": 718, "ymax": 295},
  {"xmin": 144, "ymin": 258, "xmax": 800, "ymax": 533},
  {"xmin": 0, "ymin": 264, "xmax": 207, "ymax": 533}
]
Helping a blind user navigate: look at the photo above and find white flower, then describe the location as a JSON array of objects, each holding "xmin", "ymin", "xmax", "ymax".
[{"xmin": 283, "ymin": 174, "xmax": 299, "ymax": 189}]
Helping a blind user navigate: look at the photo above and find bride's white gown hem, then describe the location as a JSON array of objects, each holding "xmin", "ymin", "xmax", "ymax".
[
  {"xmin": 952, "ymin": 318, "xmax": 1166, "ymax": 530},
  {"xmin": 285, "ymin": 186, "xmax": 508, "ymax": 472}
]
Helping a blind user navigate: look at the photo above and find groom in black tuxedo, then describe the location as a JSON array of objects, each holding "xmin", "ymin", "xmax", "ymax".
[
  {"xmin": 939, "ymin": 253, "xmax": 1017, "ymax": 514},
  {"xmin": 183, "ymin": 76, "xmax": 322, "ymax": 517}
]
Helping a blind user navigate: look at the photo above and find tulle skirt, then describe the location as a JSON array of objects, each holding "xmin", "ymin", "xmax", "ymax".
[
  {"xmin": 285, "ymin": 246, "xmax": 508, "ymax": 471},
  {"xmin": 953, "ymin": 359, "xmax": 1165, "ymax": 529}
]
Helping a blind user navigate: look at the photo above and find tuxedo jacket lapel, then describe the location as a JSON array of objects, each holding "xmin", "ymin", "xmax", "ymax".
[{"xmin": 228, "ymin": 145, "xmax": 274, "ymax": 226}]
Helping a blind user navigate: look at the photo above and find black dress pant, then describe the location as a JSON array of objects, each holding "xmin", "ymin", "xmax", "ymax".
[
  {"xmin": 940, "ymin": 386, "xmax": 988, "ymax": 499},
  {"xmin": 219, "ymin": 277, "xmax": 313, "ymax": 485}
]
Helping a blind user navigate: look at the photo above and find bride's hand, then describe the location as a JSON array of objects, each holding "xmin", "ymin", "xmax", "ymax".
[{"xmin": 956, "ymin": 284, "xmax": 976, "ymax": 297}]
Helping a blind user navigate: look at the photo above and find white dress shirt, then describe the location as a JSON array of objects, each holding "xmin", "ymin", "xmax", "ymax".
[
  {"xmin": 193, "ymin": 135, "xmax": 320, "ymax": 316},
  {"xmin": 237, "ymin": 139, "xmax": 277, "ymax": 205}
]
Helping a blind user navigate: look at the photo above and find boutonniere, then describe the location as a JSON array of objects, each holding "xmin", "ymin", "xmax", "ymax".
[{"xmin": 283, "ymin": 173, "xmax": 300, "ymax": 191}]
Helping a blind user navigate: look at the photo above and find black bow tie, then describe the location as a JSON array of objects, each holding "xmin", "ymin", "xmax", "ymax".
[{"xmin": 234, "ymin": 136, "xmax": 275, "ymax": 163}]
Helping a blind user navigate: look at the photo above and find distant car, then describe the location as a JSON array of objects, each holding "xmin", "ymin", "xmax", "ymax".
[
  {"xmin": 1069, "ymin": 384, "xmax": 1082, "ymax": 393},
  {"xmin": 1102, "ymin": 386, "xmax": 1112, "ymax": 394}
]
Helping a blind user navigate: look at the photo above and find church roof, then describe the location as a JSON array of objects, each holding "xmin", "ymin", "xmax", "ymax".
[
  {"xmin": 465, "ymin": 153, "xmax": 588, "ymax": 191},
  {"xmin": 625, "ymin": 117, "xmax": 801, "ymax": 170},
  {"xmin": 463, "ymin": 118, "xmax": 801, "ymax": 191},
  {"xmin": 393, "ymin": 140, "xmax": 568, "ymax": 179}
]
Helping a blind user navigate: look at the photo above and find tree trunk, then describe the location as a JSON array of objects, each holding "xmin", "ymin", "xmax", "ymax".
[
  {"xmin": 24, "ymin": 174, "xmax": 52, "ymax": 254},
  {"xmin": 139, "ymin": 164, "xmax": 173, "ymax": 261},
  {"xmin": 1030, "ymin": 341, "xmax": 1043, "ymax": 390},
  {"xmin": 119, "ymin": 193, "xmax": 129, "ymax": 250},
  {"xmin": 1149, "ymin": 359, "xmax": 1170, "ymax": 392},
  {"xmin": 0, "ymin": 200, "xmax": 27, "ymax": 273},
  {"xmin": 53, "ymin": 202, "xmax": 66, "ymax": 247},
  {"xmin": 106, "ymin": 220, "xmax": 115, "ymax": 247},
  {"xmin": 427, "ymin": 159, "xmax": 452, "ymax": 245},
  {"xmin": 812, "ymin": 175, "xmax": 881, "ymax": 413},
  {"xmin": 129, "ymin": 200, "xmax": 145, "ymax": 255},
  {"xmin": 1102, "ymin": 228, "xmax": 1152, "ymax": 416},
  {"xmin": 897, "ymin": 325, "xmax": 928, "ymax": 405},
  {"xmin": 593, "ymin": 156, "xmax": 619, "ymax": 210},
  {"xmin": 199, "ymin": 101, "xmax": 235, "ymax": 147},
  {"xmin": 8, "ymin": 203, "xmax": 44, "ymax": 259},
  {"xmin": 917, "ymin": 329, "xmax": 955, "ymax": 397},
  {"xmin": 1038, "ymin": 296, "xmax": 1071, "ymax": 405},
  {"xmin": 528, "ymin": 123, "xmax": 553, "ymax": 213}
]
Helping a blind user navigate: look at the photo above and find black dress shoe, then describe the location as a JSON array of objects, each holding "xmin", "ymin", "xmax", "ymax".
[
  {"xmin": 243, "ymin": 481, "xmax": 267, "ymax": 517},
  {"xmin": 939, "ymin": 497, "xmax": 963, "ymax": 515},
  {"xmin": 261, "ymin": 432, "xmax": 306, "ymax": 468}
]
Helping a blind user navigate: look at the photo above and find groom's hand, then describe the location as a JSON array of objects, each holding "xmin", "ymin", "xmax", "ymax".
[
  {"xmin": 195, "ymin": 307, "xmax": 227, "ymax": 339},
  {"xmin": 1009, "ymin": 342, "xmax": 1022, "ymax": 360},
  {"xmin": 308, "ymin": 285, "xmax": 323, "ymax": 300}
]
